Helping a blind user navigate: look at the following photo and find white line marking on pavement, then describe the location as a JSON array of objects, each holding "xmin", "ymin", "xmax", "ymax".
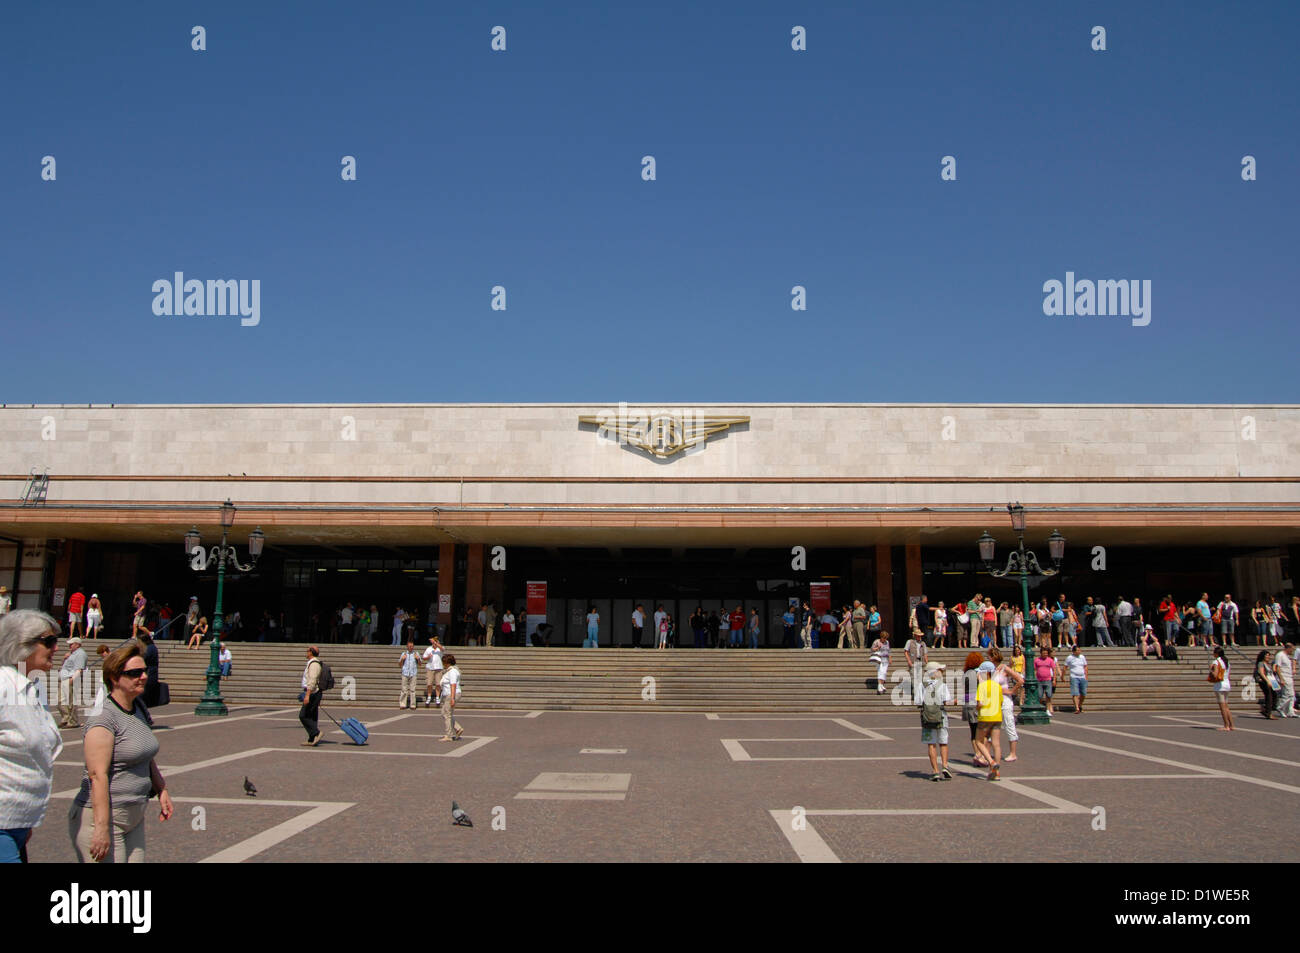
[
  {"xmin": 52, "ymin": 748, "xmax": 278, "ymax": 797},
  {"xmin": 706, "ymin": 714, "xmax": 859, "ymax": 721},
  {"xmin": 1009, "ymin": 774, "xmax": 1229, "ymax": 781},
  {"xmin": 266, "ymin": 736, "xmax": 497, "ymax": 758},
  {"xmin": 158, "ymin": 748, "xmax": 277, "ymax": 777},
  {"xmin": 353, "ymin": 713, "xmax": 418, "ymax": 729},
  {"xmin": 721, "ymin": 738, "xmax": 921, "ymax": 762},
  {"xmin": 199, "ymin": 802, "xmax": 356, "ymax": 863},
  {"xmin": 580, "ymin": 748, "xmax": 628, "ymax": 754},
  {"xmin": 525, "ymin": 772, "xmax": 631, "ymax": 792},
  {"xmin": 1021, "ymin": 729, "xmax": 1300, "ymax": 796},
  {"xmin": 168, "ymin": 796, "xmax": 347, "ymax": 808},
  {"xmin": 769, "ymin": 810, "xmax": 840, "ymax": 863},
  {"xmin": 1065, "ymin": 724, "xmax": 1300, "ymax": 769},
  {"xmin": 735, "ymin": 737, "xmax": 891, "ymax": 742},
  {"xmin": 830, "ymin": 718, "xmax": 891, "ymax": 740},
  {"xmin": 806, "ymin": 807, "xmax": 1070, "ymax": 816},
  {"xmin": 1155, "ymin": 715, "xmax": 1300, "ymax": 738},
  {"xmin": 721, "ymin": 739, "xmax": 751, "ymax": 761},
  {"xmin": 58, "ymin": 707, "xmax": 300, "ymax": 747},
  {"xmin": 441, "ymin": 735, "xmax": 496, "ymax": 757},
  {"xmin": 772, "ymin": 761, "xmax": 1093, "ymax": 862},
  {"xmin": 525, "ymin": 711, "xmax": 544, "ymax": 718},
  {"xmin": 514, "ymin": 792, "xmax": 627, "ymax": 801}
]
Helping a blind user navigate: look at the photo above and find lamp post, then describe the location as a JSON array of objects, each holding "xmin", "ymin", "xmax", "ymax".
[
  {"xmin": 977, "ymin": 503, "xmax": 1065, "ymax": 726},
  {"xmin": 185, "ymin": 500, "xmax": 265, "ymax": 716}
]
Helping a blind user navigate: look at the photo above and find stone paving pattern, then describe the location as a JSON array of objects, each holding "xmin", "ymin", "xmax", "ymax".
[{"xmin": 29, "ymin": 703, "xmax": 1300, "ymax": 863}]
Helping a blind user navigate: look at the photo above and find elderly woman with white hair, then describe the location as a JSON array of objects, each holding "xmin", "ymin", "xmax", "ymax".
[{"xmin": 0, "ymin": 609, "xmax": 65, "ymax": 862}]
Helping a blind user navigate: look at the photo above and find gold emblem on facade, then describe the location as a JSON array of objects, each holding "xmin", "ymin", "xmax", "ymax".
[{"xmin": 579, "ymin": 409, "xmax": 749, "ymax": 459}]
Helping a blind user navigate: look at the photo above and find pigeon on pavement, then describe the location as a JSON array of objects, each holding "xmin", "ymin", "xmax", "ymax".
[
  {"xmin": 244, "ymin": 776, "xmax": 257, "ymax": 797},
  {"xmin": 451, "ymin": 801, "xmax": 472, "ymax": 827}
]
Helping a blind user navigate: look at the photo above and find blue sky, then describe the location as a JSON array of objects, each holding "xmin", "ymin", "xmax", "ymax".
[{"xmin": 3, "ymin": 0, "xmax": 1296, "ymax": 405}]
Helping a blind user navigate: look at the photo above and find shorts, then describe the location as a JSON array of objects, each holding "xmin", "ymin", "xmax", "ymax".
[
  {"xmin": 68, "ymin": 612, "xmax": 81, "ymax": 625},
  {"xmin": 1038, "ymin": 680, "xmax": 1054, "ymax": 699},
  {"xmin": 921, "ymin": 716, "xmax": 949, "ymax": 746},
  {"xmin": 1070, "ymin": 676, "xmax": 1087, "ymax": 696}
]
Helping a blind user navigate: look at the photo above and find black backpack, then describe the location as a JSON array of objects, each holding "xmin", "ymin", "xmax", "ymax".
[{"xmin": 316, "ymin": 660, "xmax": 335, "ymax": 691}]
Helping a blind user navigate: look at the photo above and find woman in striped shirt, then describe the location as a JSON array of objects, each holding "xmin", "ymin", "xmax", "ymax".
[{"xmin": 69, "ymin": 641, "xmax": 174, "ymax": 862}]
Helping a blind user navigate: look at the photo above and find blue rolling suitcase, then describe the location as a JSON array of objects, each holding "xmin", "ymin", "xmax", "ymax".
[{"xmin": 323, "ymin": 708, "xmax": 369, "ymax": 745}]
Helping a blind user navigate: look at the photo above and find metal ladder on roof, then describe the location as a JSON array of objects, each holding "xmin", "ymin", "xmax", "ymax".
[{"xmin": 19, "ymin": 468, "xmax": 48, "ymax": 506}]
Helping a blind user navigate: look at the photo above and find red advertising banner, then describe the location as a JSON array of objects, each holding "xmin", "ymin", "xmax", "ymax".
[
  {"xmin": 526, "ymin": 581, "xmax": 547, "ymax": 617},
  {"xmin": 809, "ymin": 583, "xmax": 831, "ymax": 616},
  {"xmin": 524, "ymin": 581, "xmax": 548, "ymax": 646}
]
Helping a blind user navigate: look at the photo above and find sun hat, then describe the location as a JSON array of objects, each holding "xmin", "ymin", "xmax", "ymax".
[{"xmin": 976, "ymin": 661, "xmax": 996, "ymax": 673}]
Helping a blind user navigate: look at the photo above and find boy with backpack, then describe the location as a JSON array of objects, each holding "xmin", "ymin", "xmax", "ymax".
[{"xmin": 919, "ymin": 661, "xmax": 953, "ymax": 781}]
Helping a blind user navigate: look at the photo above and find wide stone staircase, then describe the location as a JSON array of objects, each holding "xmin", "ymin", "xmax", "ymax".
[{"xmin": 66, "ymin": 640, "xmax": 1277, "ymax": 714}]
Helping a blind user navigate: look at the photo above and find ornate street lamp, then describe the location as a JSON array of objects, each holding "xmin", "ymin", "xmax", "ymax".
[
  {"xmin": 185, "ymin": 499, "xmax": 265, "ymax": 716},
  {"xmin": 977, "ymin": 502, "xmax": 1065, "ymax": 726}
]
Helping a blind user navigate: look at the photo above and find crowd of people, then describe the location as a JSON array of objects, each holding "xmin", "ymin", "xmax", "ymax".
[{"xmin": 905, "ymin": 591, "xmax": 1297, "ymax": 655}]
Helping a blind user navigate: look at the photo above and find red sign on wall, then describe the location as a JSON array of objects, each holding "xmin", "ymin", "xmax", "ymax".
[
  {"xmin": 810, "ymin": 583, "xmax": 831, "ymax": 616},
  {"xmin": 526, "ymin": 581, "xmax": 547, "ymax": 618}
]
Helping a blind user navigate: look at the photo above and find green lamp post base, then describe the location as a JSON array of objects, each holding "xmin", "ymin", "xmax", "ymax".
[{"xmin": 194, "ymin": 638, "xmax": 228, "ymax": 717}]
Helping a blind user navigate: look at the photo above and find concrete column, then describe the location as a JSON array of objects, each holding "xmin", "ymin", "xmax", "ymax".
[
  {"xmin": 437, "ymin": 543, "xmax": 455, "ymax": 626},
  {"xmin": 905, "ymin": 543, "xmax": 923, "ymax": 614}
]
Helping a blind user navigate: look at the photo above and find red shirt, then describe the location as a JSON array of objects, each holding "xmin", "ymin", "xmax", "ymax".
[
  {"xmin": 67, "ymin": 592, "xmax": 85, "ymax": 614},
  {"xmin": 730, "ymin": 611, "xmax": 745, "ymax": 630},
  {"xmin": 1160, "ymin": 599, "xmax": 1177, "ymax": 622}
]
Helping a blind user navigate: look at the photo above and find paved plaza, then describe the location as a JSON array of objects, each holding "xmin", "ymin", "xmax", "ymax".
[{"xmin": 30, "ymin": 703, "xmax": 1300, "ymax": 864}]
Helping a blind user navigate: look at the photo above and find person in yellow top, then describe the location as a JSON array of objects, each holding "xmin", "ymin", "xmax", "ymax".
[
  {"xmin": 1010, "ymin": 645, "xmax": 1027, "ymax": 706},
  {"xmin": 974, "ymin": 661, "xmax": 1003, "ymax": 781}
]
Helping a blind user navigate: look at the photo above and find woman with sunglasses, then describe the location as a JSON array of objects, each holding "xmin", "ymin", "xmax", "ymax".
[
  {"xmin": 69, "ymin": 641, "xmax": 173, "ymax": 862},
  {"xmin": 0, "ymin": 610, "xmax": 65, "ymax": 862}
]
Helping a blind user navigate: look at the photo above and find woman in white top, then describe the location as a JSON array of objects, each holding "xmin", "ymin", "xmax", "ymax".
[
  {"xmin": 0, "ymin": 610, "xmax": 64, "ymax": 862},
  {"xmin": 932, "ymin": 603, "xmax": 948, "ymax": 648},
  {"xmin": 584, "ymin": 607, "xmax": 600, "ymax": 648},
  {"xmin": 85, "ymin": 595, "xmax": 103, "ymax": 639},
  {"xmin": 869, "ymin": 636, "xmax": 890, "ymax": 694},
  {"xmin": 1210, "ymin": 646, "xmax": 1234, "ymax": 731},
  {"xmin": 438, "ymin": 655, "xmax": 463, "ymax": 741},
  {"xmin": 988, "ymin": 648, "xmax": 1024, "ymax": 762}
]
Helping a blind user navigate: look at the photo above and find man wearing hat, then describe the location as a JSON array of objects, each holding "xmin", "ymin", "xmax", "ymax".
[
  {"xmin": 57, "ymin": 636, "xmax": 87, "ymax": 728},
  {"xmin": 919, "ymin": 660, "xmax": 953, "ymax": 781}
]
